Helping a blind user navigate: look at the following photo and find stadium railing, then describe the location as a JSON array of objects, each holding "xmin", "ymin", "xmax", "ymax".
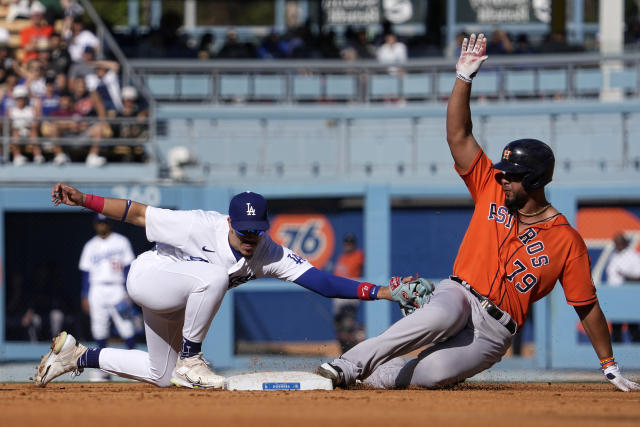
[{"xmin": 129, "ymin": 52, "xmax": 640, "ymax": 103}]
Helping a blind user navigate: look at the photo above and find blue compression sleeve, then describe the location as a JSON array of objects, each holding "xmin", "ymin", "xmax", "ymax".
[
  {"xmin": 81, "ymin": 271, "xmax": 90, "ymax": 298},
  {"xmin": 294, "ymin": 267, "xmax": 362, "ymax": 298}
]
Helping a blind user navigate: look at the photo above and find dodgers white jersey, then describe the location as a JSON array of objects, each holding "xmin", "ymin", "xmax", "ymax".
[
  {"xmin": 144, "ymin": 207, "xmax": 313, "ymax": 287},
  {"xmin": 79, "ymin": 232, "xmax": 135, "ymax": 284}
]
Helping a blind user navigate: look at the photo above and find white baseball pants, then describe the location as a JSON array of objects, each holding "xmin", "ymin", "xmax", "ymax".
[
  {"xmin": 88, "ymin": 282, "xmax": 135, "ymax": 341},
  {"xmin": 97, "ymin": 251, "xmax": 229, "ymax": 387}
]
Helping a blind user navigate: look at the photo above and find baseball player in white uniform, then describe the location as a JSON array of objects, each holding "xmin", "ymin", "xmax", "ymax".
[
  {"xmin": 36, "ymin": 183, "xmax": 431, "ymax": 389},
  {"xmin": 79, "ymin": 213, "xmax": 137, "ymax": 381}
]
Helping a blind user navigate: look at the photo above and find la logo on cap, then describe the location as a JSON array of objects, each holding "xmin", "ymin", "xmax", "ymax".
[{"xmin": 246, "ymin": 203, "xmax": 256, "ymax": 216}]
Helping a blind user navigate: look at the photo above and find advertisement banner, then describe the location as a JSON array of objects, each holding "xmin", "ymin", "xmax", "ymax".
[{"xmin": 456, "ymin": 0, "xmax": 551, "ymax": 24}]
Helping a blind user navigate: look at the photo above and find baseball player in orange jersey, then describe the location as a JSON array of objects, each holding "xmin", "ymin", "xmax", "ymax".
[{"xmin": 318, "ymin": 33, "xmax": 640, "ymax": 391}]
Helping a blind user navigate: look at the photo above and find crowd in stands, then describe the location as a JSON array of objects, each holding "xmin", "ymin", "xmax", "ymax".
[
  {"xmin": 115, "ymin": 10, "xmax": 594, "ymax": 62},
  {"xmin": 0, "ymin": 0, "xmax": 148, "ymax": 166}
]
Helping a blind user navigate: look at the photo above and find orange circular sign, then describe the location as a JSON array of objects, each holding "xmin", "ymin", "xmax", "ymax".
[{"xmin": 269, "ymin": 213, "xmax": 335, "ymax": 269}]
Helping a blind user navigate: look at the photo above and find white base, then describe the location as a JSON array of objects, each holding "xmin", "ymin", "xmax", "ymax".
[{"xmin": 224, "ymin": 371, "xmax": 333, "ymax": 391}]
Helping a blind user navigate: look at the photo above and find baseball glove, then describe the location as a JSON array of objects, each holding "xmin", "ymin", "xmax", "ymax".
[{"xmin": 389, "ymin": 277, "xmax": 435, "ymax": 316}]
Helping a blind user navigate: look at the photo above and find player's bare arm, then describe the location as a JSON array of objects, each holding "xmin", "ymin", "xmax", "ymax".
[
  {"xmin": 51, "ymin": 182, "xmax": 147, "ymax": 227},
  {"xmin": 574, "ymin": 302, "xmax": 612, "ymax": 359},
  {"xmin": 576, "ymin": 301, "xmax": 640, "ymax": 391},
  {"xmin": 446, "ymin": 33, "xmax": 487, "ymax": 172}
]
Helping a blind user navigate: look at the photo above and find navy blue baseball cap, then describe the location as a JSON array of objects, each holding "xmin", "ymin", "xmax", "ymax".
[
  {"xmin": 94, "ymin": 213, "xmax": 109, "ymax": 222},
  {"xmin": 228, "ymin": 191, "xmax": 269, "ymax": 231}
]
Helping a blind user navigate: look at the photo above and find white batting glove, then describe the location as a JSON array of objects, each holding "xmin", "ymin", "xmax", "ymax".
[
  {"xmin": 456, "ymin": 33, "xmax": 489, "ymax": 83},
  {"xmin": 603, "ymin": 364, "xmax": 640, "ymax": 392}
]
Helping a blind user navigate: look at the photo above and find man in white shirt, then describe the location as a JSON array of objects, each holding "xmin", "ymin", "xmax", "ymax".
[
  {"xmin": 9, "ymin": 85, "xmax": 43, "ymax": 165},
  {"xmin": 376, "ymin": 32, "xmax": 407, "ymax": 75},
  {"xmin": 606, "ymin": 232, "xmax": 640, "ymax": 343},
  {"xmin": 79, "ymin": 214, "xmax": 137, "ymax": 381},
  {"xmin": 36, "ymin": 184, "xmax": 431, "ymax": 389}
]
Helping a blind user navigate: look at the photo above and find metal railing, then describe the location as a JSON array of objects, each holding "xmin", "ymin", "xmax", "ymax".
[
  {"xmin": 130, "ymin": 52, "xmax": 640, "ymax": 104},
  {"xmin": 1, "ymin": 116, "xmax": 151, "ymax": 163}
]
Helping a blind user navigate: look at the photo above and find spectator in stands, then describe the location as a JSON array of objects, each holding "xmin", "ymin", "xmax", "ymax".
[
  {"xmin": 377, "ymin": 32, "xmax": 407, "ymax": 75},
  {"xmin": 319, "ymin": 30, "xmax": 341, "ymax": 59},
  {"xmin": 0, "ymin": 73, "xmax": 19, "ymax": 115},
  {"xmin": 48, "ymin": 32, "xmax": 72, "ymax": 77},
  {"xmin": 112, "ymin": 86, "xmax": 148, "ymax": 163},
  {"xmin": 0, "ymin": 44, "xmax": 15, "ymax": 86},
  {"xmin": 35, "ymin": 38, "xmax": 52, "ymax": 71},
  {"xmin": 539, "ymin": 31, "xmax": 583, "ymax": 54},
  {"xmin": 85, "ymin": 60, "xmax": 122, "ymax": 116},
  {"xmin": 70, "ymin": 76, "xmax": 109, "ymax": 166},
  {"xmin": 514, "ymin": 33, "xmax": 536, "ymax": 54},
  {"xmin": 348, "ymin": 29, "xmax": 376, "ymax": 59},
  {"xmin": 64, "ymin": 15, "xmax": 100, "ymax": 63},
  {"xmin": 0, "ymin": 26, "xmax": 10, "ymax": 52},
  {"xmin": 40, "ymin": 89, "xmax": 75, "ymax": 165},
  {"xmin": 19, "ymin": 1, "xmax": 53, "ymax": 64},
  {"xmin": 257, "ymin": 30, "xmax": 288, "ymax": 59},
  {"xmin": 197, "ymin": 32, "xmax": 216, "ymax": 59},
  {"xmin": 217, "ymin": 28, "xmax": 256, "ymax": 59},
  {"xmin": 68, "ymin": 45, "xmax": 96, "ymax": 81},
  {"xmin": 37, "ymin": 74, "xmax": 60, "ymax": 117},
  {"xmin": 332, "ymin": 233, "xmax": 365, "ymax": 352},
  {"xmin": 9, "ymin": 84, "xmax": 43, "ymax": 165},
  {"xmin": 606, "ymin": 232, "xmax": 640, "ymax": 343},
  {"xmin": 15, "ymin": 58, "xmax": 46, "ymax": 98},
  {"xmin": 486, "ymin": 29, "xmax": 514, "ymax": 55}
]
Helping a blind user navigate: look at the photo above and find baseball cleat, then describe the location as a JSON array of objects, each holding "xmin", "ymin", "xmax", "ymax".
[
  {"xmin": 34, "ymin": 331, "xmax": 87, "ymax": 387},
  {"xmin": 170, "ymin": 353, "xmax": 225, "ymax": 389},
  {"xmin": 317, "ymin": 362, "xmax": 345, "ymax": 387}
]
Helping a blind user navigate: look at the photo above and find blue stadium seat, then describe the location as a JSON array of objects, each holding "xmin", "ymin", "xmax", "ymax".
[
  {"xmin": 575, "ymin": 69, "xmax": 602, "ymax": 95},
  {"xmin": 370, "ymin": 74, "xmax": 399, "ymax": 99},
  {"xmin": 293, "ymin": 75, "xmax": 322, "ymax": 99},
  {"xmin": 180, "ymin": 75, "xmax": 212, "ymax": 99},
  {"xmin": 610, "ymin": 68, "xmax": 637, "ymax": 91},
  {"xmin": 539, "ymin": 69, "xmax": 567, "ymax": 95},
  {"xmin": 403, "ymin": 73, "xmax": 432, "ymax": 99},
  {"xmin": 554, "ymin": 113, "xmax": 623, "ymax": 170},
  {"xmin": 506, "ymin": 70, "xmax": 535, "ymax": 95},
  {"xmin": 254, "ymin": 75, "xmax": 286, "ymax": 100},
  {"xmin": 145, "ymin": 75, "xmax": 177, "ymax": 98},
  {"xmin": 325, "ymin": 75, "xmax": 357, "ymax": 100},
  {"xmin": 220, "ymin": 75, "xmax": 250, "ymax": 100}
]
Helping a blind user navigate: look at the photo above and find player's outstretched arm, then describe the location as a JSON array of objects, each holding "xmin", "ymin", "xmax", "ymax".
[
  {"xmin": 576, "ymin": 302, "xmax": 640, "ymax": 391},
  {"xmin": 51, "ymin": 182, "xmax": 147, "ymax": 227},
  {"xmin": 446, "ymin": 33, "xmax": 487, "ymax": 173}
]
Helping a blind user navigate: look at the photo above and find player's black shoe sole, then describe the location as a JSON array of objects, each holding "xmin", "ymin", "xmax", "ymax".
[{"xmin": 317, "ymin": 362, "xmax": 345, "ymax": 387}]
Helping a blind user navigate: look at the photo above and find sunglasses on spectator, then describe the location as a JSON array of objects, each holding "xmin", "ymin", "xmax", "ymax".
[{"xmin": 234, "ymin": 229, "xmax": 265, "ymax": 238}]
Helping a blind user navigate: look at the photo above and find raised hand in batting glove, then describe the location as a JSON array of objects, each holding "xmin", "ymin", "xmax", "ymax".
[
  {"xmin": 603, "ymin": 364, "xmax": 640, "ymax": 392},
  {"xmin": 456, "ymin": 33, "xmax": 488, "ymax": 83},
  {"xmin": 389, "ymin": 276, "xmax": 435, "ymax": 316}
]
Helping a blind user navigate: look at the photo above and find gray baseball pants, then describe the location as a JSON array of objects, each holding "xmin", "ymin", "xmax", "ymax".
[{"xmin": 330, "ymin": 278, "xmax": 514, "ymax": 388}]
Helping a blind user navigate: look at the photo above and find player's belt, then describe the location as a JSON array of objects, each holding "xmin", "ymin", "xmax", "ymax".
[{"xmin": 449, "ymin": 276, "xmax": 518, "ymax": 335}]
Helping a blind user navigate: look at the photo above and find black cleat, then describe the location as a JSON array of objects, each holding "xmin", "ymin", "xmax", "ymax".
[{"xmin": 317, "ymin": 362, "xmax": 345, "ymax": 387}]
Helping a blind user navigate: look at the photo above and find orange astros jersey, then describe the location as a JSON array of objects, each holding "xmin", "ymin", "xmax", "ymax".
[{"xmin": 452, "ymin": 151, "xmax": 597, "ymax": 329}]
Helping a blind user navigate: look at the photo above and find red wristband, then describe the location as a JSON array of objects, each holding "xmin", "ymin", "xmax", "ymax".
[
  {"xmin": 357, "ymin": 282, "xmax": 376, "ymax": 300},
  {"xmin": 83, "ymin": 194, "xmax": 105, "ymax": 212}
]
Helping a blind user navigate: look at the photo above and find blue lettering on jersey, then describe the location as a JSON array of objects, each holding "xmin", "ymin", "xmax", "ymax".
[
  {"xmin": 91, "ymin": 248, "xmax": 125, "ymax": 264},
  {"xmin": 488, "ymin": 203, "xmax": 513, "ymax": 228},
  {"xmin": 287, "ymin": 253, "xmax": 305, "ymax": 264},
  {"xmin": 188, "ymin": 256, "xmax": 210, "ymax": 263}
]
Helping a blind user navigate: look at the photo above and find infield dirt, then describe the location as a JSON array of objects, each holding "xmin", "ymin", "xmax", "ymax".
[{"xmin": 1, "ymin": 382, "xmax": 639, "ymax": 427}]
